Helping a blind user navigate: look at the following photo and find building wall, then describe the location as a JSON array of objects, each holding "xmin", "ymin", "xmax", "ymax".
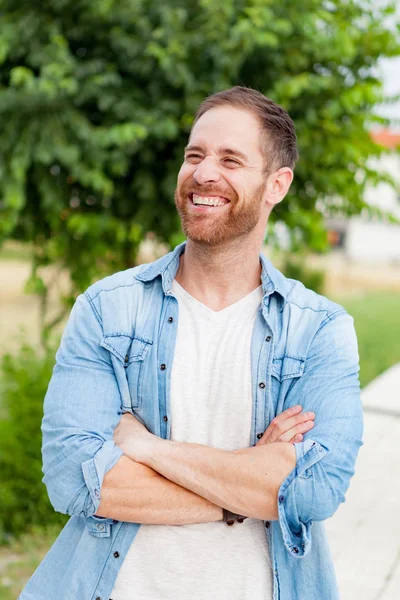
[
  {"xmin": 342, "ymin": 132, "xmax": 400, "ymax": 263},
  {"xmin": 345, "ymin": 218, "xmax": 400, "ymax": 263}
]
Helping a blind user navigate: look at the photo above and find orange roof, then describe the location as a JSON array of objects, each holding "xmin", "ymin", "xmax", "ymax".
[{"xmin": 371, "ymin": 129, "xmax": 400, "ymax": 149}]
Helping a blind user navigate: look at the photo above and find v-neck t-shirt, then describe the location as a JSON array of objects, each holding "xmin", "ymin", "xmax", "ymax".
[{"xmin": 110, "ymin": 279, "xmax": 273, "ymax": 600}]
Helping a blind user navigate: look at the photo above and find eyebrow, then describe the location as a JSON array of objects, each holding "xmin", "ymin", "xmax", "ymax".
[{"xmin": 184, "ymin": 144, "xmax": 249, "ymax": 162}]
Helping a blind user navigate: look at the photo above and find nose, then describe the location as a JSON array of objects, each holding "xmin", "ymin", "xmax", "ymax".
[{"xmin": 193, "ymin": 156, "xmax": 221, "ymax": 185}]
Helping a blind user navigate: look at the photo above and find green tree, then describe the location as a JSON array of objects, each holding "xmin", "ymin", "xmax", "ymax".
[
  {"xmin": 0, "ymin": 345, "xmax": 68, "ymax": 539},
  {"xmin": 0, "ymin": 0, "xmax": 399, "ymax": 333}
]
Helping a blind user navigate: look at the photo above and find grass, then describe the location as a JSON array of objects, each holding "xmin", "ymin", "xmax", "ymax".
[
  {"xmin": 0, "ymin": 241, "xmax": 32, "ymax": 262},
  {"xmin": 335, "ymin": 291, "xmax": 400, "ymax": 389},
  {"xmin": 0, "ymin": 525, "xmax": 61, "ymax": 599},
  {"xmin": 0, "ymin": 291, "xmax": 399, "ymax": 595}
]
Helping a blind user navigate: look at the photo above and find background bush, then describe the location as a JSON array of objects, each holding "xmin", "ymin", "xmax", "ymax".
[
  {"xmin": 0, "ymin": 0, "xmax": 398, "ymax": 318},
  {"xmin": 282, "ymin": 254, "xmax": 326, "ymax": 295},
  {"xmin": 0, "ymin": 0, "xmax": 399, "ymax": 542},
  {"xmin": 0, "ymin": 344, "xmax": 68, "ymax": 540}
]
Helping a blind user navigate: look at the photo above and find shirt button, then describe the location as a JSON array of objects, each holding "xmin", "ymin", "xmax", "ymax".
[
  {"xmin": 292, "ymin": 546, "xmax": 299, "ymax": 554},
  {"xmin": 266, "ymin": 336, "xmax": 272, "ymax": 342},
  {"xmin": 278, "ymin": 495, "xmax": 285, "ymax": 503},
  {"xmin": 160, "ymin": 363, "xmax": 166, "ymax": 371},
  {"xmin": 257, "ymin": 433, "xmax": 263, "ymax": 439},
  {"xmin": 96, "ymin": 523, "xmax": 105, "ymax": 531},
  {"xmin": 124, "ymin": 354, "xmax": 129, "ymax": 363},
  {"xmin": 163, "ymin": 415, "xmax": 168, "ymax": 422},
  {"xmin": 168, "ymin": 317, "xmax": 174, "ymax": 323},
  {"xmin": 265, "ymin": 521, "xmax": 270, "ymax": 528},
  {"xmin": 96, "ymin": 597, "xmax": 102, "ymax": 600},
  {"xmin": 113, "ymin": 551, "xmax": 120, "ymax": 558},
  {"xmin": 259, "ymin": 382, "xmax": 266, "ymax": 389}
]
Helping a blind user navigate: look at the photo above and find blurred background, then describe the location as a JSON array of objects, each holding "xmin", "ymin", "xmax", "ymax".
[{"xmin": 0, "ymin": 0, "xmax": 399, "ymax": 598}]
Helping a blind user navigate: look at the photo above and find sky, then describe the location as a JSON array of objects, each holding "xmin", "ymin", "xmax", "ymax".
[
  {"xmin": 377, "ymin": 0, "xmax": 400, "ymax": 125},
  {"xmin": 379, "ymin": 57, "xmax": 400, "ymax": 123}
]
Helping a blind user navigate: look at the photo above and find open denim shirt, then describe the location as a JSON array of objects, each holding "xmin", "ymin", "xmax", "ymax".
[{"xmin": 20, "ymin": 242, "xmax": 363, "ymax": 600}]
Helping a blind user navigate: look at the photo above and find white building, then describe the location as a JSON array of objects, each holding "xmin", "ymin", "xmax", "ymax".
[{"xmin": 327, "ymin": 130, "xmax": 400, "ymax": 264}]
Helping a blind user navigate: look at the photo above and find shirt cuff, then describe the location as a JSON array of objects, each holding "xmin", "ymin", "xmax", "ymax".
[
  {"xmin": 277, "ymin": 439, "xmax": 327, "ymax": 558},
  {"xmin": 81, "ymin": 439, "xmax": 124, "ymax": 517}
]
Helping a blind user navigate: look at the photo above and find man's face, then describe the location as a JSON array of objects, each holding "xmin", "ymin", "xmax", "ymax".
[{"xmin": 175, "ymin": 105, "xmax": 270, "ymax": 246}]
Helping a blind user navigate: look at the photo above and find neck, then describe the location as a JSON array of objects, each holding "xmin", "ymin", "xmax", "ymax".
[{"xmin": 175, "ymin": 237, "xmax": 263, "ymax": 311}]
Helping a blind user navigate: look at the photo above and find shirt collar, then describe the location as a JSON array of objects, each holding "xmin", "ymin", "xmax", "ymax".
[{"xmin": 136, "ymin": 241, "xmax": 287, "ymax": 306}]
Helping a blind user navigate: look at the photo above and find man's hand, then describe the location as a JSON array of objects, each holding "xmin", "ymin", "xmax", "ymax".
[
  {"xmin": 114, "ymin": 406, "xmax": 315, "ymax": 459},
  {"xmin": 256, "ymin": 405, "xmax": 315, "ymax": 446},
  {"xmin": 112, "ymin": 411, "xmax": 298, "ymax": 520},
  {"xmin": 113, "ymin": 413, "xmax": 156, "ymax": 462}
]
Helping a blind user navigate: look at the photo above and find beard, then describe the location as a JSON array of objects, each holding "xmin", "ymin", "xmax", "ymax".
[{"xmin": 174, "ymin": 177, "xmax": 266, "ymax": 246}]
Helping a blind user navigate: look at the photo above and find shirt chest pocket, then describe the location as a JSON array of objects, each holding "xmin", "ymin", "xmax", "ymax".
[
  {"xmin": 272, "ymin": 356, "xmax": 305, "ymax": 382},
  {"xmin": 101, "ymin": 334, "xmax": 153, "ymax": 410},
  {"xmin": 271, "ymin": 355, "xmax": 305, "ymax": 410}
]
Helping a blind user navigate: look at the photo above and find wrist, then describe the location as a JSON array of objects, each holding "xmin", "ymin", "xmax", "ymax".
[
  {"xmin": 134, "ymin": 434, "xmax": 165, "ymax": 467},
  {"xmin": 214, "ymin": 506, "xmax": 224, "ymax": 522},
  {"xmin": 124, "ymin": 432, "xmax": 159, "ymax": 464}
]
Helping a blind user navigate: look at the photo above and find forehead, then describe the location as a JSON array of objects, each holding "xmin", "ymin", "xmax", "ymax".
[{"xmin": 189, "ymin": 106, "xmax": 263, "ymax": 161}]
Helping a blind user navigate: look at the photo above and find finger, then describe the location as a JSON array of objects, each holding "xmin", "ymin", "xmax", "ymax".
[
  {"xmin": 258, "ymin": 410, "xmax": 315, "ymax": 444},
  {"xmin": 277, "ymin": 420, "xmax": 315, "ymax": 443},
  {"xmin": 291, "ymin": 433, "xmax": 303, "ymax": 443},
  {"xmin": 281, "ymin": 411, "xmax": 315, "ymax": 436},
  {"xmin": 256, "ymin": 405, "xmax": 303, "ymax": 444},
  {"xmin": 278, "ymin": 405, "xmax": 303, "ymax": 418}
]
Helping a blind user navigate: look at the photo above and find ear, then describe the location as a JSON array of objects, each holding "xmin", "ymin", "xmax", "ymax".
[{"xmin": 265, "ymin": 167, "xmax": 294, "ymax": 207}]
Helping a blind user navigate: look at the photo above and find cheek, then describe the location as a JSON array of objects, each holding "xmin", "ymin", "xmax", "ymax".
[
  {"xmin": 177, "ymin": 164, "xmax": 193, "ymax": 186},
  {"xmin": 225, "ymin": 174, "xmax": 244, "ymax": 198},
  {"xmin": 240, "ymin": 174, "xmax": 263, "ymax": 198}
]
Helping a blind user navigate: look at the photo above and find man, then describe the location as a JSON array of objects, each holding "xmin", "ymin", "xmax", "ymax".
[{"xmin": 20, "ymin": 86, "xmax": 363, "ymax": 600}]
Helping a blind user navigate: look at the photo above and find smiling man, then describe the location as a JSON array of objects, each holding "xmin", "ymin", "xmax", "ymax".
[{"xmin": 20, "ymin": 87, "xmax": 363, "ymax": 600}]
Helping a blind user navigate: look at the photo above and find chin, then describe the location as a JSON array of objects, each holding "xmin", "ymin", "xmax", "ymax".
[{"xmin": 184, "ymin": 225, "xmax": 237, "ymax": 247}]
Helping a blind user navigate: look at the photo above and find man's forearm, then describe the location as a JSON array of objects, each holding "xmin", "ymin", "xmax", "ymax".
[
  {"xmin": 95, "ymin": 455, "xmax": 223, "ymax": 525},
  {"xmin": 134, "ymin": 438, "xmax": 296, "ymax": 521}
]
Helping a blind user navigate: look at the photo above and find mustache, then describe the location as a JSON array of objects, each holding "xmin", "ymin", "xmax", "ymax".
[{"xmin": 178, "ymin": 180, "xmax": 236, "ymax": 202}]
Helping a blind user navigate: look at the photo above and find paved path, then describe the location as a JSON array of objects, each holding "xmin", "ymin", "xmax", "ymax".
[{"xmin": 326, "ymin": 365, "xmax": 400, "ymax": 599}]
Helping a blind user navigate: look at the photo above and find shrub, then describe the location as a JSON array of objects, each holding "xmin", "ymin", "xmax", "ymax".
[
  {"xmin": 282, "ymin": 254, "xmax": 326, "ymax": 295},
  {"xmin": 1, "ymin": 0, "xmax": 398, "ymax": 304},
  {"xmin": 0, "ymin": 344, "xmax": 67, "ymax": 541}
]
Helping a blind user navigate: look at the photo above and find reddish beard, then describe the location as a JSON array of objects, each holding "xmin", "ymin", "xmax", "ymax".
[{"xmin": 174, "ymin": 178, "xmax": 266, "ymax": 246}]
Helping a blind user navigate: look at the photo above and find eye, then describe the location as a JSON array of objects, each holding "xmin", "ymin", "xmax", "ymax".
[
  {"xmin": 185, "ymin": 153, "xmax": 203, "ymax": 163},
  {"xmin": 223, "ymin": 158, "xmax": 241, "ymax": 167}
]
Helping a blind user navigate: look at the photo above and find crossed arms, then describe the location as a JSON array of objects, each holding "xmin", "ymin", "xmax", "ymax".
[
  {"xmin": 96, "ymin": 406, "xmax": 314, "ymax": 524},
  {"xmin": 41, "ymin": 294, "xmax": 363, "ymax": 555}
]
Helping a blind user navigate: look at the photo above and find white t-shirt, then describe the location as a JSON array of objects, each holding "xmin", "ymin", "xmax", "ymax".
[{"xmin": 110, "ymin": 280, "xmax": 273, "ymax": 600}]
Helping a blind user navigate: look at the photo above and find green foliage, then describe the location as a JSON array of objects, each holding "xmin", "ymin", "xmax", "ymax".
[
  {"xmin": 282, "ymin": 254, "xmax": 326, "ymax": 295},
  {"xmin": 0, "ymin": 524, "xmax": 61, "ymax": 596},
  {"xmin": 337, "ymin": 292, "xmax": 400, "ymax": 389},
  {"xmin": 0, "ymin": 345, "xmax": 68, "ymax": 540},
  {"xmin": 0, "ymin": 0, "xmax": 399, "ymax": 306}
]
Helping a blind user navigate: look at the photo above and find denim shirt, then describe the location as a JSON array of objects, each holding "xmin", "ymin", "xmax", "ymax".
[{"xmin": 20, "ymin": 242, "xmax": 363, "ymax": 600}]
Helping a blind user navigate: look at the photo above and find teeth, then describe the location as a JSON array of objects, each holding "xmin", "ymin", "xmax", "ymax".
[{"xmin": 192, "ymin": 194, "xmax": 227, "ymax": 207}]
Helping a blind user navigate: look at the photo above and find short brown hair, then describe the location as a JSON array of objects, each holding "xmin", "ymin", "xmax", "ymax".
[{"xmin": 193, "ymin": 86, "xmax": 299, "ymax": 172}]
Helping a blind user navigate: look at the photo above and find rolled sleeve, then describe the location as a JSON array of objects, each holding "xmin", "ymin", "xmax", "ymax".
[
  {"xmin": 41, "ymin": 294, "xmax": 126, "ymax": 518},
  {"xmin": 275, "ymin": 312, "xmax": 364, "ymax": 558},
  {"xmin": 81, "ymin": 440, "xmax": 123, "ymax": 515},
  {"xmin": 277, "ymin": 439, "xmax": 327, "ymax": 557}
]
